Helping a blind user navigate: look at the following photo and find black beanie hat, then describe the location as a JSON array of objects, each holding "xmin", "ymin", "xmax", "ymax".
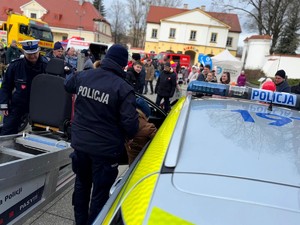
[
  {"xmin": 105, "ymin": 44, "xmax": 128, "ymax": 67},
  {"xmin": 132, "ymin": 53, "xmax": 141, "ymax": 61},
  {"xmin": 54, "ymin": 41, "xmax": 63, "ymax": 50},
  {"xmin": 275, "ymin": 69, "xmax": 286, "ymax": 79}
]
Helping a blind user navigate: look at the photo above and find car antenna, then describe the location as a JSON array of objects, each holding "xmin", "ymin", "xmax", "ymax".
[{"xmin": 268, "ymin": 97, "xmax": 273, "ymax": 111}]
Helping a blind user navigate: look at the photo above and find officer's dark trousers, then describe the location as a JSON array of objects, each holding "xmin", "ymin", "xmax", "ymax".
[
  {"xmin": 0, "ymin": 108, "xmax": 24, "ymax": 135},
  {"xmin": 71, "ymin": 150, "xmax": 118, "ymax": 225},
  {"xmin": 156, "ymin": 95, "xmax": 171, "ymax": 112}
]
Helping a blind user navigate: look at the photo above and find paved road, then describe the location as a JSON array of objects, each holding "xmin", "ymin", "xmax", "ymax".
[{"xmin": 23, "ymin": 165, "xmax": 128, "ymax": 225}]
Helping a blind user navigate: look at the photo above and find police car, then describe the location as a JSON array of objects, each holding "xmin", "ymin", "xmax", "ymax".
[{"xmin": 102, "ymin": 81, "xmax": 300, "ymax": 224}]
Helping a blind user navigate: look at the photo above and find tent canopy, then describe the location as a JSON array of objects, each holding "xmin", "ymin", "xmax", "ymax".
[
  {"xmin": 211, "ymin": 49, "xmax": 243, "ymax": 82},
  {"xmin": 212, "ymin": 49, "xmax": 241, "ymax": 62}
]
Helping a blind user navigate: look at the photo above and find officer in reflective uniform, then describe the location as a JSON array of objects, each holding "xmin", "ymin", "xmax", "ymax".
[
  {"xmin": 0, "ymin": 40, "xmax": 48, "ymax": 135},
  {"xmin": 64, "ymin": 44, "xmax": 139, "ymax": 225}
]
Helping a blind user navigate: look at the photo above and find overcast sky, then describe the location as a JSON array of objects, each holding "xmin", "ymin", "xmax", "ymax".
[{"xmin": 101, "ymin": 0, "xmax": 254, "ymax": 46}]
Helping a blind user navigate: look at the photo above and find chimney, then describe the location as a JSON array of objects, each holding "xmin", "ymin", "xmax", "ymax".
[
  {"xmin": 200, "ymin": 5, "xmax": 206, "ymax": 11},
  {"xmin": 183, "ymin": 4, "xmax": 188, "ymax": 9}
]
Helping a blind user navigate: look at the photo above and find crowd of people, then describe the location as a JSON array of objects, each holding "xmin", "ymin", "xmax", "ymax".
[{"xmin": 0, "ymin": 39, "xmax": 299, "ymax": 224}]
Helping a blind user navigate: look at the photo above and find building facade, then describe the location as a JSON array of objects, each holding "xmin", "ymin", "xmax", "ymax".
[
  {"xmin": 145, "ymin": 5, "xmax": 242, "ymax": 65},
  {"xmin": 0, "ymin": 0, "xmax": 112, "ymax": 44}
]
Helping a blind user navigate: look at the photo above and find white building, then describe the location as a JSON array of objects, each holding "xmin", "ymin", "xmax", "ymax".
[
  {"xmin": 241, "ymin": 35, "xmax": 271, "ymax": 70},
  {"xmin": 242, "ymin": 34, "xmax": 300, "ymax": 79},
  {"xmin": 145, "ymin": 5, "xmax": 242, "ymax": 65}
]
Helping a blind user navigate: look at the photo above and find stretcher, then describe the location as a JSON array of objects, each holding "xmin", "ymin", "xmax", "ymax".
[{"xmin": 0, "ymin": 58, "xmax": 74, "ymax": 225}]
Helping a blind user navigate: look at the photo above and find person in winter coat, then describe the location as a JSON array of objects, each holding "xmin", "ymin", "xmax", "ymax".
[
  {"xmin": 144, "ymin": 59, "xmax": 155, "ymax": 94},
  {"xmin": 126, "ymin": 97, "xmax": 157, "ymax": 165},
  {"xmin": 64, "ymin": 44, "xmax": 138, "ymax": 225},
  {"xmin": 6, "ymin": 40, "xmax": 22, "ymax": 63},
  {"xmin": 64, "ymin": 47, "xmax": 78, "ymax": 70},
  {"xmin": 155, "ymin": 62, "xmax": 177, "ymax": 112},
  {"xmin": 46, "ymin": 41, "xmax": 65, "ymax": 60},
  {"xmin": 81, "ymin": 49, "xmax": 94, "ymax": 70},
  {"xmin": 126, "ymin": 60, "xmax": 143, "ymax": 92},
  {"xmin": 187, "ymin": 65, "xmax": 199, "ymax": 83},
  {"xmin": 0, "ymin": 42, "xmax": 6, "ymax": 76},
  {"xmin": 237, "ymin": 70, "xmax": 247, "ymax": 86},
  {"xmin": 274, "ymin": 69, "xmax": 291, "ymax": 93}
]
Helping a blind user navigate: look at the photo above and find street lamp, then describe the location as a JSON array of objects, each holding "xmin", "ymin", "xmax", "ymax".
[{"xmin": 76, "ymin": 10, "xmax": 85, "ymax": 38}]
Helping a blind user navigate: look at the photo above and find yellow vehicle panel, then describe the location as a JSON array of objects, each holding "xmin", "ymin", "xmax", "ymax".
[{"xmin": 102, "ymin": 97, "xmax": 186, "ymax": 224}]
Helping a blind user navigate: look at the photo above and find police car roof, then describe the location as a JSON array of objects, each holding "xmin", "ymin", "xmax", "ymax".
[
  {"xmin": 169, "ymin": 98, "xmax": 300, "ymax": 187},
  {"xmin": 151, "ymin": 97, "xmax": 300, "ymax": 224}
]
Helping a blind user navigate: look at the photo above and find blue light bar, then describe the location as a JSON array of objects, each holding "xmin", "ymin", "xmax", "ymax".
[
  {"xmin": 187, "ymin": 81, "xmax": 227, "ymax": 96},
  {"xmin": 187, "ymin": 80, "xmax": 300, "ymax": 109}
]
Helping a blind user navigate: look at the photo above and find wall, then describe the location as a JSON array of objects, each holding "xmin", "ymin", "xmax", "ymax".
[
  {"xmin": 263, "ymin": 55, "xmax": 300, "ymax": 79},
  {"xmin": 243, "ymin": 39, "xmax": 271, "ymax": 69}
]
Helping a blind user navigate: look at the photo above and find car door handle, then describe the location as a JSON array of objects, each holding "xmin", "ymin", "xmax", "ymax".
[{"xmin": 109, "ymin": 177, "xmax": 123, "ymax": 196}]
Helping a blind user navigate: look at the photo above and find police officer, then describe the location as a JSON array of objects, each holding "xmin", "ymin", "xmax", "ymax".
[
  {"xmin": 0, "ymin": 40, "xmax": 48, "ymax": 135},
  {"xmin": 64, "ymin": 44, "xmax": 139, "ymax": 225}
]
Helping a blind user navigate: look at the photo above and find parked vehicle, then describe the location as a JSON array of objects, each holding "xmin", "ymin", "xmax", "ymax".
[
  {"xmin": 156, "ymin": 52, "xmax": 191, "ymax": 68},
  {"xmin": 0, "ymin": 10, "xmax": 54, "ymax": 55},
  {"xmin": 93, "ymin": 81, "xmax": 300, "ymax": 225}
]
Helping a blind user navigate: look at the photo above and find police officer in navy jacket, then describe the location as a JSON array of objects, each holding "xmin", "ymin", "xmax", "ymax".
[
  {"xmin": 64, "ymin": 44, "xmax": 139, "ymax": 225},
  {"xmin": 0, "ymin": 40, "xmax": 48, "ymax": 135}
]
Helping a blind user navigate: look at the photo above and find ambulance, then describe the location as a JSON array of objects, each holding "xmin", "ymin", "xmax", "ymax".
[{"xmin": 65, "ymin": 38, "xmax": 112, "ymax": 61}]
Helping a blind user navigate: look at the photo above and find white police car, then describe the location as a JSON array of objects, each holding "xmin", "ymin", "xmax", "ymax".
[{"xmin": 93, "ymin": 81, "xmax": 300, "ymax": 225}]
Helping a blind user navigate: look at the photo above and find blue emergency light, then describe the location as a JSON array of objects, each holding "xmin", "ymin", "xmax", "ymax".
[
  {"xmin": 187, "ymin": 81, "xmax": 300, "ymax": 109},
  {"xmin": 187, "ymin": 81, "xmax": 227, "ymax": 96}
]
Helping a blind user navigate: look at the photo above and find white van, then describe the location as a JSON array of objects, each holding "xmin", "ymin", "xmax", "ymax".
[{"xmin": 66, "ymin": 39, "xmax": 112, "ymax": 61}]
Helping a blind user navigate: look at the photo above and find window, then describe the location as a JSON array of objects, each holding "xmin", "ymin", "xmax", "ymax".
[
  {"xmin": 169, "ymin": 28, "xmax": 176, "ymax": 38},
  {"xmin": 151, "ymin": 29, "xmax": 157, "ymax": 38},
  {"xmin": 190, "ymin": 30, "xmax": 197, "ymax": 40},
  {"xmin": 30, "ymin": 13, "xmax": 37, "ymax": 19},
  {"xmin": 210, "ymin": 33, "xmax": 217, "ymax": 43},
  {"xmin": 226, "ymin": 37, "xmax": 233, "ymax": 47}
]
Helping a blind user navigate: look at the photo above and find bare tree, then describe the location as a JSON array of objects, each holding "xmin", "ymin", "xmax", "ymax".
[
  {"xmin": 109, "ymin": 0, "xmax": 128, "ymax": 44},
  {"xmin": 126, "ymin": 0, "xmax": 182, "ymax": 48},
  {"xmin": 213, "ymin": 0, "xmax": 298, "ymax": 54}
]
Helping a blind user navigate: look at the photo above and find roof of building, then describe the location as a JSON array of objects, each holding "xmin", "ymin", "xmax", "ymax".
[
  {"xmin": 0, "ymin": 0, "xmax": 106, "ymax": 31},
  {"xmin": 244, "ymin": 34, "xmax": 272, "ymax": 42},
  {"xmin": 147, "ymin": 5, "xmax": 241, "ymax": 33}
]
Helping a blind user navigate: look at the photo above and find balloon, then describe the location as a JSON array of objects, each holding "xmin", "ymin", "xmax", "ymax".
[{"xmin": 262, "ymin": 81, "xmax": 276, "ymax": 92}]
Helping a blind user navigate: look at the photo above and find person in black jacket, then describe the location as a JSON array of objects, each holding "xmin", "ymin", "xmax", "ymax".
[
  {"xmin": 274, "ymin": 69, "xmax": 291, "ymax": 93},
  {"xmin": 6, "ymin": 40, "xmax": 22, "ymax": 63},
  {"xmin": 0, "ymin": 40, "xmax": 48, "ymax": 135},
  {"xmin": 126, "ymin": 60, "xmax": 143, "ymax": 92},
  {"xmin": 64, "ymin": 44, "xmax": 139, "ymax": 225},
  {"xmin": 155, "ymin": 62, "xmax": 177, "ymax": 112}
]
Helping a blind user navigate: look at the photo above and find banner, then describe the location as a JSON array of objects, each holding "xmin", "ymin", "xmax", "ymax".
[{"xmin": 198, "ymin": 54, "xmax": 213, "ymax": 69}]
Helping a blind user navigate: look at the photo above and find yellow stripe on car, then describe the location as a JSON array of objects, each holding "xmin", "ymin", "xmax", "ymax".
[
  {"xmin": 102, "ymin": 97, "xmax": 186, "ymax": 225},
  {"xmin": 148, "ymin": 207, "xmax": 195, "ymax": 225}
]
